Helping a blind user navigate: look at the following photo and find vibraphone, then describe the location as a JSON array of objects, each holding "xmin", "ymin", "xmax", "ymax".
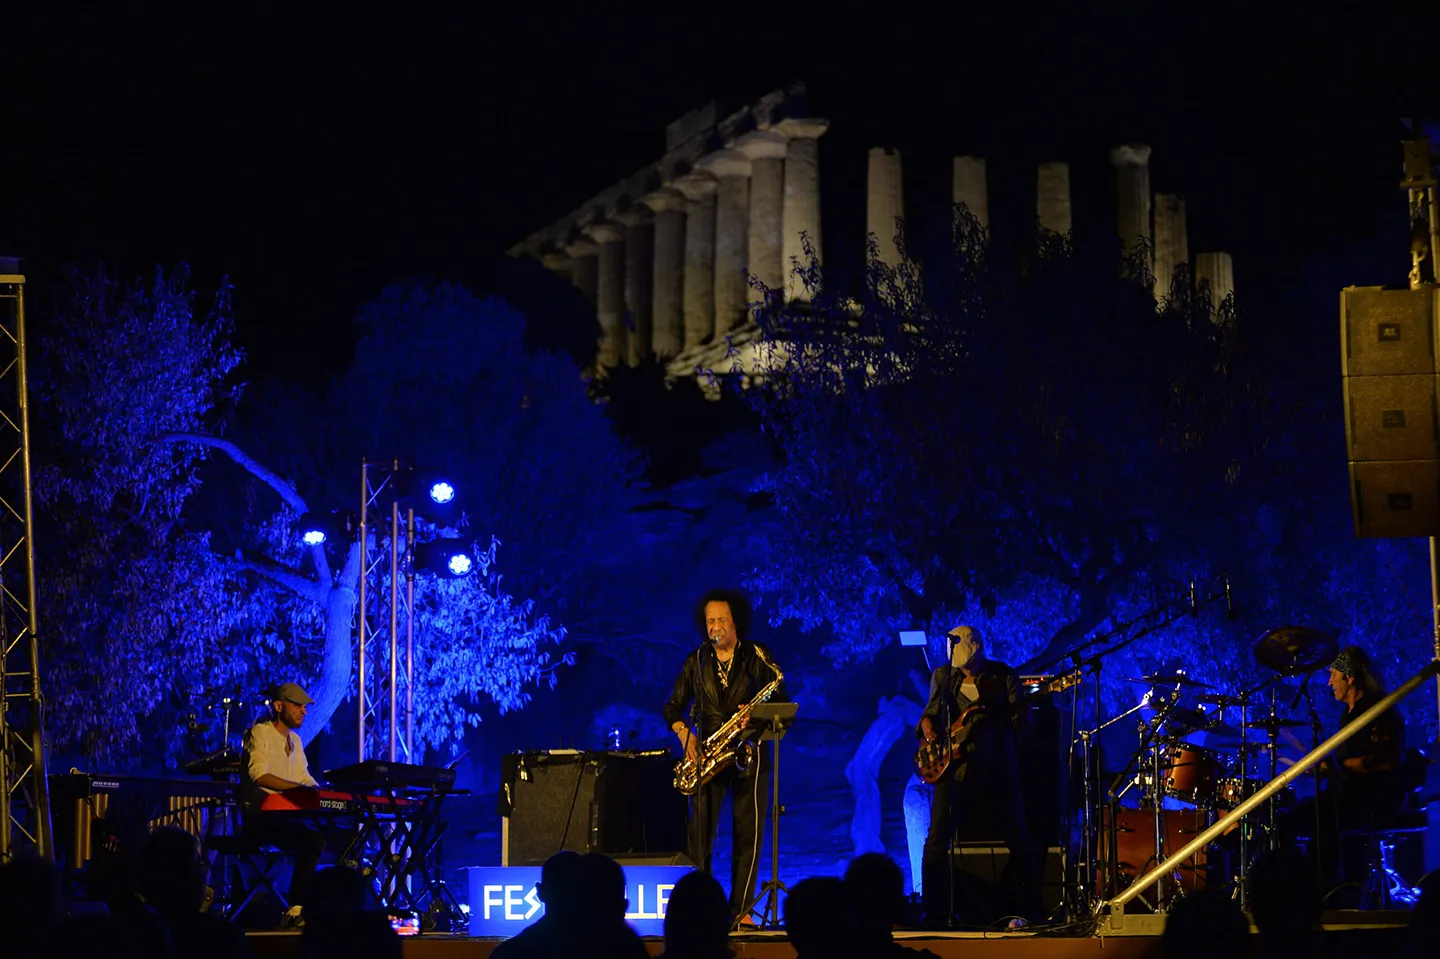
[{"xmin": 50, "ymin": 772, "xmax": 238, "ymax": 872}]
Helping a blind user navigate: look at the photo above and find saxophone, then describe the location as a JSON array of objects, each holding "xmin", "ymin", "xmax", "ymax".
[{"xmin": 673, "ymin": 644, "xmax": 784, "ymax": 796}]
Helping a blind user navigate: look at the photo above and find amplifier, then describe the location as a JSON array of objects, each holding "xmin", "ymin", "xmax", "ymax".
[
  {"xmin": 500, "ymin": 750, "xmax": 687, "ymax": 866},
  {"xmin": 952, "ymin": 844, "xmax": 1066, "ymax": 915}
]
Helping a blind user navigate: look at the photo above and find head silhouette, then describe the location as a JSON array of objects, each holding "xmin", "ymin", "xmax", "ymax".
[
  {"xmin": 785, "ymin": 876, "xmax": 848, "ymax": 956},
  {"xmin": 1161, "ymin": 890, "xmax": 1249, "ymax": 959},
  {"xmin": 844, "ymin": 853, "xmax": 906, "ymax": 937},
  {"xmin": 577, "ymin": 853, "xmax": 628, "ymax": 922},
  {"xmin": 136, "ymin": 826, "xmax": 206, "ymax": 915},
  {"xmin": 1250, "ymin": 849, "xmax": 1321, "ymax": 943},
  {"xmin": 663, "ymin": 871, "xmax": 730, "ymax": 958},
  {"xmin": 536, "ymin": 850, "xmax": 585, "ymax": 920}
]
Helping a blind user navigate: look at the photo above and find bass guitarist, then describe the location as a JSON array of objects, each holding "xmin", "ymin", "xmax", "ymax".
[{"xmin": 917, "ymin": 625, "xmax": 1038, "ymax": 927}]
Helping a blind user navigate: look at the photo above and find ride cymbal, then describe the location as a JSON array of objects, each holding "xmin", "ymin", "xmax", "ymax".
[
  {"xmin": 1253, "ymin": 626, "xmax": 1338, "ymax": 676},
  {"xmin": 1195, "ymin": 693, "xmax": 1252, "ymax": 707},
  {"xmin": 1243, "ymin": 717, "xmax": 1309, "ymax": 733},
  {"xmin": 1125, "ymin": 673, "xmax": 1213, "ymax": 688}
]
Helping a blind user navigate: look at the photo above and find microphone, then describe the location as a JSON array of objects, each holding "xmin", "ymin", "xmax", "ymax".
[
  {"xmin": 1189, "ymin": 578, "xmax": 1197, "ymax": 617},
  {"xmin": 1225, "ymin": 576, "xmax": 1237, "ymax": 621}
]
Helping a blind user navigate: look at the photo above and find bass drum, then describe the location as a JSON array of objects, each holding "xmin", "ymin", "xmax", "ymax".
[{"xmin": 1098, "ymin": 806, "xmax": 1208, "ymax": 901}]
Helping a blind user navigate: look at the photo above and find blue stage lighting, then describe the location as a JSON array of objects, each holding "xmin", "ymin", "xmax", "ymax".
[
  {"xmin": 447, "ymin": 552, "xmax": 473, "ymax": 576},
  {"xmin": 301, "ymin": 529, "xmax": 327, "ymax": 547},
  {"xmin": 429, "ymin": 481, "xmax": 456, "ymax": 505}
]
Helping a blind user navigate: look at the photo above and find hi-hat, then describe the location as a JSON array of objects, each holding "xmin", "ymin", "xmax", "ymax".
[
  {"xmin": 1126, "ymin": 673, "xmax": 1212, "ymax": 688},
  {"xmin": 1243, "ymin": 717, "xmax": 1309, "ymax": 733},
  {"xmin": 1253, "ymin": 626, "xmax": 1338, "ymax": 676},
  {"xmin": 1195, "ymin": 693, "xmax": 1252, "ymax": 708}
]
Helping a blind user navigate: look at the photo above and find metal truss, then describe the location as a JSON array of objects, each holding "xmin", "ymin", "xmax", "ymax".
[
  {"xmin": 0, "ymin": 269, "xmax": 50, "ymax": 861},
  {"xmin": 357, "ymin": 459, "xmax": 417, "ymax": 763}
]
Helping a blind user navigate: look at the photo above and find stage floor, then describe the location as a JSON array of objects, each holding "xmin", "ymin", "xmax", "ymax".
[{"xmin": 243, "ymin": 910, "xmax": 1414, "ymax": 959}]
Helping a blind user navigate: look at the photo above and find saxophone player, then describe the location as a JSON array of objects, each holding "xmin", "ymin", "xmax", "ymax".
[{"xmin": 663, "ymin": 588, "xmax": 788, "ymax": 924}]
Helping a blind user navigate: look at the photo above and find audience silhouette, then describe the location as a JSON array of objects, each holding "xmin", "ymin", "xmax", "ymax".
[
  {"xmin": 1249, "ymin": 849, "xmax": 1322, "ymax": 959},
  {"xmin": 785, "ymin": 876, "xmax": 849, "ymax": 957},
  {"xmin": 1411, "ymin": 869, "xmax": 1439, "ymax": 959},
  {"xmin": 0, "ymin": 855, "xmax": 64, "ymax": 959},
  {"xmin": 845, "ymin": 853, "xmax": 940, "ymax": 958},
  {"xmin": 136, "ymin": 826, "xmax": 253, "ymax": 959},
  {"xmin": 492, "ymin": 850, "xmax": 647, "ymax": 959},
  {"xmin": 1160, "ymin": 890, "xmax": 1250, "ymax": 959},
  {"xmin": 659, "ymin": 870, "xmax": 732, "ymax": 959}
]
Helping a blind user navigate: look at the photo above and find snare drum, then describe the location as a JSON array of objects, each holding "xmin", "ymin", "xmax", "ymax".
[
  {"xmin": 1159, "ymin": 744, "xmax": 1222, "ymax": 806},
  {"xmin": 1216, "ymin": 777, "xmax": 1293, "ymax": 810}
]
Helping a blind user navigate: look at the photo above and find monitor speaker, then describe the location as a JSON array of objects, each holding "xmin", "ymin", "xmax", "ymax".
[
  {"xmin": 501, "ymin": 751, "xmax": 688, "ymax": 866},
  {"xmin": 1342, "ymin": 286, "xmax": 1440, "ymax": 537}
]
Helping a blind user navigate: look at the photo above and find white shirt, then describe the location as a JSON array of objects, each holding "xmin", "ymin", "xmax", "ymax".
[{"xmin": 245, "ymin": 721, "xmax": 319, "ymax": 792}]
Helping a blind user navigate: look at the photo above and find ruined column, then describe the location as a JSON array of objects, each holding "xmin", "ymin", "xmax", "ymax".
[
  {"xmin": 952, "ymin": 156, "xmax": 989, "ymax": 233},
  {"xmin": 1110, "ymin": 144, "xmax": 1153, "ymax": 275},
  {"xmin": 615, "ymin": 208, "xmax": 654, "ymax": 366},
  {"xmin": 868, "ymin": 147, "xmax": 904, "ymax": 267},
  {"xmin": 642, "ymin": 187, "xmax": 687, "ymax": 359},
  {"xmin": 699, "ymin": 149, "xmax": 752, "ymax": 337},
  {"xmin": 775, "ymin": 117, "xmax": 828, "ymax": 300},
  {"xmin": 1153, "ymin": 194, "xmax": 1189, "ymax": 300},
  {"xmin": 734, "ymin": 130, "xmax": 788, "ymax": 301},
  {"xmin": 1195, "ymin": 252, "xmax": 1236, "ymax": 316},
  {"xmin": 675, "ymin": 172, "xmax": 717, "ymax": 350},
  {"xmin": 1036, "ymin": 162, "xmax": 1072, "ymax": 236},
  {"xmin": 563, "ymin": 240, "xmax": 599, "ymax": 306},
  {"xmin": 585, "ymin": 221, "xmax": 626, "ymax": 370}
]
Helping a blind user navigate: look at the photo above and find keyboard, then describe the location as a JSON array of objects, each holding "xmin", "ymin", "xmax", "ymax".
[
  {"xmin": 259, "ymin": 788, "xmax": 421, "ymax": 814},
  {"xmin": 324, "ymin": 760, "xmax": 456, "ymax": 790}
]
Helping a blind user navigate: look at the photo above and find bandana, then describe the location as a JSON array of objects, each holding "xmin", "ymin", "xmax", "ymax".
[{"xmin": 1330, "ymin": 647, "xmax": 1365, "ymax": 679}]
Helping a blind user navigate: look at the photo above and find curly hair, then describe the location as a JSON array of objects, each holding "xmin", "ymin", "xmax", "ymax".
[{"xmin": 694, "ymin": 587, "xmax": 754, "ymax": 643}]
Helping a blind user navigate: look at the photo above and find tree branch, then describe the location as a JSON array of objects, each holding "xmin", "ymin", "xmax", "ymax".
[
  {"xmin": 232, "ymin": 552, "xmax": 326, "ymax": 605},
  {"xmin": 161, "ymin": 431, "xmax": 333, "ymax": 585}
]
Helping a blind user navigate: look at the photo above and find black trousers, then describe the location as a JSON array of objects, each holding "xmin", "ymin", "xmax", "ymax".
[
  {"xmin": 245, "ymin": 813, "xmax": 325, "ymax": 908},
  {"xmin": 922, "ymin": 733, "xmax": 1039, "ymax": 924},
  {"xmin": 688, "ymin": 761, "xmax": 769, "ymax": 917}
]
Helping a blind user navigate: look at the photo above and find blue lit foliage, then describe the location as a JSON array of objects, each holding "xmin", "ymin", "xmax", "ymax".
[
  {"xmin": 742, "ymin": 212, "xmax": 1268, "ymax": 674},
  {"xmin": 31, "ymin": 266, "xmax": 246, "ymax": 760},
  {"xmin": 32, "ymin": 272, "xmax": 605, "ymax": 763}
]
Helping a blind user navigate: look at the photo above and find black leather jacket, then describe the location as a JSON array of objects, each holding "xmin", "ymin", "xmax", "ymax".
[{"xmin": 662, "ymin": 640, "xmax": 788, "ymax": 741}]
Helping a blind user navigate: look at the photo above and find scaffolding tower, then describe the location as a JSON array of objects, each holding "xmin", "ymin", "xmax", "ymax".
[
  {"xmin": 0, "ymin": 266, "xmax": 51, "ymax": 861},
  {"xmin": 357, "ymin": 459, "xmax": 417, "ymax": 763}
]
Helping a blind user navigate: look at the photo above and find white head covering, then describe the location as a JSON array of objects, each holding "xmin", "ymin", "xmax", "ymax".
[{"xmin": 948, "ymin": 624, "xmax": 983, "ymax": 669}]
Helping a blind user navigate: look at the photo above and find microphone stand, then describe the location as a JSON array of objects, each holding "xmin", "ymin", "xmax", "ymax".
[{"xmin": 1296, "ymin": 673, "xmax": 1325, "ymax": 872}]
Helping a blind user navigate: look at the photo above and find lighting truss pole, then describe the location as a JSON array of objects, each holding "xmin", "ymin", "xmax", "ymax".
[
  {"xmin": 357, "ymin": 459, "xmax": 417, "ymax": 763},
  {"xmin": 0, "ymin": 268, "xmax": 51, "ymax": 861}
]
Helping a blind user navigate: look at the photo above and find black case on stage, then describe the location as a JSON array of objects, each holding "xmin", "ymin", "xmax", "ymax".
[{"xmin": 499, "ymin": 750, "xmax": 688, "ymax": 866}]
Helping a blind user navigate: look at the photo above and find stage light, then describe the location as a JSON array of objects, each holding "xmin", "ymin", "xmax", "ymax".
[
  {"xmin": 414, "ymin": 539, "xmax": 475, "ymax": 578},
  {"xmin": 301, "ymin": 529, "xmax": 326, "ymax": 547},
  {"xmin": 429, "ymin": 481, "xmax": 456, "ymax": 505},
  {"xmin": 298, "ymin": 511, "xmax": 347, "ymax": 548}
]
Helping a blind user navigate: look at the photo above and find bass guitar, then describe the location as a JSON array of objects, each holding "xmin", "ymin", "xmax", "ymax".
[{"xmin": 912, "ymin": 668, "xmax": 1082, "ymax": 784}]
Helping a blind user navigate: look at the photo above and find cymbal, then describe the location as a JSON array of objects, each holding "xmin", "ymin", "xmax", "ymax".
[
  {"xmin": 1195, "ymin": 693, "xmax": 1251, "ymax": 707},
  {"xmin": 1253, "ymin": 626, "xmax": 1338, "ymax": 676},
  {"xmin": 1146, "ymin": 703, "xmax": 1242, "ymax": 739},
  {"xmin": 1243, "ymin": 717, "xmax": 1309, "ymax": 733},
  {"xmin": 1126, "ymin": 673, "xmax": 1212, "ymax": 689}
]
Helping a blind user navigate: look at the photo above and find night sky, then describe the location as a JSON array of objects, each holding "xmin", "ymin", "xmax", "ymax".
[{"xmin": 1, "ymin": 7, "xmax": 1431, "ymax": 381}]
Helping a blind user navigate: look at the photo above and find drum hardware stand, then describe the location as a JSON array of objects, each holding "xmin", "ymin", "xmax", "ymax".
[{"xmin": 738, "ymin": 702, "xmax": 797, "ymax": 930}]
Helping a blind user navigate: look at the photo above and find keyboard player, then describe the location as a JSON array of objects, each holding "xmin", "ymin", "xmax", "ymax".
[{"xmin": 241, "ymin": 682, "xmax": 325, "ymax": 927}]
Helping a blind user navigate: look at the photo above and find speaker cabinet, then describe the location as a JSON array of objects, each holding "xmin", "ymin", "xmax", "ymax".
[
  {"xmin": 1342, "ymin": 286, "xmax": 1440, "ymax": 537},
  {"xmin": 951, "ymin": 844, "xmax": 1065, "ymax": 915},
  {"xmin": 500, "ymin": 751, "xmax": 688, "ymax": 866}
]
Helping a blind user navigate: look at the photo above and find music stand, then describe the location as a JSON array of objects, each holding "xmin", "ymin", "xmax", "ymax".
[{"xmin": 739, "ymin": 702, "xmax": 798, "ymax": 929}]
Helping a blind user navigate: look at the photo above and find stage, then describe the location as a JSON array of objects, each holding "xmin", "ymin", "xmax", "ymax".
[{"xmin": 241, "ymin": 911, "xmax": 1414, "ymax": 958}]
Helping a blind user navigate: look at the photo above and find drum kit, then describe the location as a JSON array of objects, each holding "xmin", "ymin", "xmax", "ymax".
[{"xmin": 1081, "ymin": 625, "xmax": 1339, "ymax": 914}]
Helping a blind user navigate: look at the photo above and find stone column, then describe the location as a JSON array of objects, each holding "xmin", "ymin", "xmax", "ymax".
[
  {"xmin": 675, "ymin": 172, "xmax": 717, "ymax": 350},
  {"xmin": 615, "ymin": 208, "xmax": 654, "ymax": 366},
  {"xmin": 1153, "ymin": 194, "xmax": 1189, "ymax": 300},
  {"xmin": 642, "ymin": 187, "xmax": 687, "ymax": 359},
  {"xmin": 1036, "ymin": 162, "xmax": 1072, "ymax": 236},
  {"xmin": 1195, "ymin": 252, "xmax": 1235, "ymax": 315},
  {"xmin": 540, "ymin": 250, "xmax": 571, "ymax": 282},
  {"xmin": 868, "ymin": 147, "xmax": 905, "ymax": 267},
  {"xmin": 585, "ymin": 221, "xmax": 626, "ymax": 370},
  {"xmin": 1110, "ymin": 144, "xmax": 1153, "ymax": 274},
  {"xmin": 699, "ymin": 149, "xmax": 752, "ymax": 337},
  {"xmin": 734, "ymin": 130, "xmax": 788, "ymax": 301},
  {"xmin": 952, "ymin": 156, "xmax": 989, "ymax": 233},
  {"xmin": 775, "ymin": 117, "xmax": 828, "ymax": 300},
  {"xmin": 563, "ymin": 240, "xmax": 599, "ymax": 306}
]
